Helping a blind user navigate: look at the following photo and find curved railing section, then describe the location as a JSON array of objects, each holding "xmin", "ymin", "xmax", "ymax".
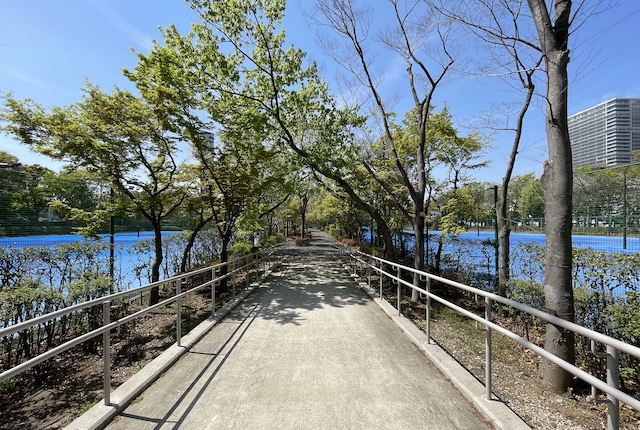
[
  {"xmin": 0, "ymin": 248, "xmax": 281, "ymax": 405},
  {"xmin": 340, "ymin": 246, "xmax": 640, "ymax": 430}
]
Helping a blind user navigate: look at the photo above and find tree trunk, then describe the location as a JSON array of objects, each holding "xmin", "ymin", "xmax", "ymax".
[
  {"xmin": 373, "ymin": 212, "xmax": 396, "ymax": 261},
  {"xmin": 528, "ymin": 0, "xmax": 575, "ymax": 393},
  {"xmin": 435, "ymin": 238, "xmax": 444, "ymax": 276},
  {"xmin": 411, "ymin": 215, "xmax": 425, "ymax": 302},
  {"xmin": 149, "ymin": 221, "xmax": 163, "ymax": 305},
  {"xmin": 300, "ymin": 196, "xmax": 308, "ymax": 239},
  {"xmin": 497, "ymin": 200, "xmax": 510, "ymax": 296},
  {"xmin": 218, "ymin": 233, "xmax": 232, "ymax": 293},
  {"xmin": 180, "ymin": 223, "xmax": 206, "ymax": 274},
  {"xmin": 498, "ymin": 80, "xmax": 535, "ymax": 298}
]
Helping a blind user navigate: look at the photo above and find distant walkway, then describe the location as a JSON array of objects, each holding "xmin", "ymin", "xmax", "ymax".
[{"xmin": 106, "ymin": 229, "xmax": 490, "ymax": 429}]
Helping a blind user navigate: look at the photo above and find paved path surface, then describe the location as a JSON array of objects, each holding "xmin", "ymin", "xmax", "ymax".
[{"xmin": 106, "ymin": 230, "xmax": 490, "ymax": 429}]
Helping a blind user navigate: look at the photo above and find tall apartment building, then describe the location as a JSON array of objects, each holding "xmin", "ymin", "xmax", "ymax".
[{"xmin": 568, "ymin": 98, "xmax": 640, "ymax": 168}]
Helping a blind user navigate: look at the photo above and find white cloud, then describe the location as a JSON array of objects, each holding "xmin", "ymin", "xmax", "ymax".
[
  {"xmin": 0, "ymin": 66, "xmax": 46, "ymax": 89},
  {"xmin": 89, "ymin": 0, "xmax": 155, "ymax": 52}
]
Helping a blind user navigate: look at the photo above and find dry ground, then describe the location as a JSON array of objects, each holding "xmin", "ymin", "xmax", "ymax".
[
  {"xmin": 2, "ymin": 260, "xmax": 639, "ymax": 430},
  {"xmin": 0, "ymin": 282, "xmax": 238, "ymax": 430}
]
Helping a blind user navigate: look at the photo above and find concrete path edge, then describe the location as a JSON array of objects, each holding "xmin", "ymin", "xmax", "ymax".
[
  {"xmin": 66, "ymin": 249, "xmax": 530, "ymax": 430},
  {"xmin": 348, "ymin": 270, "xmax": 531, "ymax": 430},
  {"xmin": 65, "ymin": 258, "xmax": 286, "ymax": 430}
]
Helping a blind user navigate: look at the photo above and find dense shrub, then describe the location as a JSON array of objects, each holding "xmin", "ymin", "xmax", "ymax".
[
  {"xmin": 295, "ymin": 237, "xmax": 310, "ymax": 246},
  {"xmin": 506, "ymin": 244, "xmax": 640, "ymax": 382},
  {"xmin": 231, "ymin": 241, "xmax": 254, "ymax": 256},
  {"xmin": 340, "ymin": 238, "xmax": 360, "ymax": 247},
  {"xmin": 0, "ymin": 242, "xmax": 117, "ymax": 378},
  {"xmin": 0, "ymin": 229, "xmax": 222, "ymax": 377},
  {"xmin": 419, "ymin": 238, "xmax": 640, "ymax": 383},
  {"xmin": 129, "ymin": 230, "xmax": 220, "ymax": 285}
]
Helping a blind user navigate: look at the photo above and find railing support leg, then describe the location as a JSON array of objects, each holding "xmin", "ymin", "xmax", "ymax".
[
  {"xmin": 485, "ymin": 296, "xmax": 492, "ymax": 400},
  {"xmin": 606, "ymin": 345, "xmax": 620, "ymax": 430},
  {"xmin": 212, "ymin": 267, "xmax": 217, "ymax": 316},
  {"xmin": 176, "ymin": 278, "xmax": 182, "ymax": 347},
  {"xmin": 246, "ymin": 256, "xmax": 250, "ymax": 289},
  {"xmin": 379, "ymin": 260, "xmax": 383, "ymax": 299},
  {"xmin": 232, "ymin": 261, "xmax": 236, "ymax": 301},
  {"xmin": 102, "ymin": 300, "xmax": 111, "ymax": 406},
  {"xmin": 425, "ymin": 278, "xmax": 431, "ymax": 345},
  {"xmin": 397, "ymin": 267, "xmax": 401, "ymax": 317}
]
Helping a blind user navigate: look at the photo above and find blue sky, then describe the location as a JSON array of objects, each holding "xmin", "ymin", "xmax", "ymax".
[{"xmin": 1, "ymin": 0, "xmax": 639, "ymax": 184}]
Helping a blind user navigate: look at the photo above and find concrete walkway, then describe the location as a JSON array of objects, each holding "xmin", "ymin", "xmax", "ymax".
[{"xmin": 105, "ymin": 230, "xmax": 491, "ymax": 429}]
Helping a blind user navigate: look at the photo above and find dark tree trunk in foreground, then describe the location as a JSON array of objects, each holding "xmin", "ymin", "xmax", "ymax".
[
  {"xmin": 498, "ymin": 82, "xmax": 535, "ymax": 298},
  {"xmin": 528, "ymin": 0, "xmax": 575, "ymax": 393},
  {"xmin": 150, "ymin": 221, "xmax": 163, "ymax": 305}
]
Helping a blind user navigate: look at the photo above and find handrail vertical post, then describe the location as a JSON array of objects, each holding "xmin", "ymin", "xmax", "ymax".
[
  {"xmin": 397, "ymin": 267, "xmax": 402, "ymax": 317},
  {"xmin": 606, "ymin": 345, "xmax": 620, "ymax": 430},
  {"xmin": 368, "ymin": 259, "xmax": 371, "ymax": 288},
  {"xmin": 426, "ymin": 278, "xmax": 431, "ymax": 345},
  {"xmin": 246, "ymin": 256, "xmax": 250, "ymax": 289},
  {"xmin": 485, "ymin": 296, "xmax": 492, "ymax": 400},
  {"xmin": 212, "ymin": 267, "xmax": 217, "ymax": 316},
  {"xmin": 379, "ymin": 260, "xmax": 383, "ymax": 299},
  {"xmin": 176, "ymin": 279, "xmax": 182, "ymax": 347},
  {"xmin": 232, "ymin": 261, "xmax": 236, "ymax": 301},
  {"xmin": 102, "ymin": 300, "xmax": 111, "ymax": 406}
]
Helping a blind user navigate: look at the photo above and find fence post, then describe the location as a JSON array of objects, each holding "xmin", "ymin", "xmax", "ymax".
[
  {"xmin": 485, "ymin": 296, "xmax": 492, "ymax": 400},
  {"xmin": 606, "ymin": 345, "xmax": 620, "ymax": 430},
  {"xmin": 368, "ymin": 259, "xmax": 371, "ymax": 288},
  {"xmin": 102, "ymin": 300, "xmax": 111, "ymax": 406},
  {"xmin": 176, "ymin": 278, "xmax": 182, "ymax": 347}
]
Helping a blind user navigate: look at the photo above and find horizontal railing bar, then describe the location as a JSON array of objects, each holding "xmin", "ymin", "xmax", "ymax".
[
  {"xmin": 0, "ymin": 251, "xmax": 280, "ymax": 383},
  {"xmin": 0, "ymin": 250, "xmax": 272, "ymax": 338},
  {"xmin": 419, "ymin": 287, "xmax": 640, "ymax": 410},
  {"xmin": 343, "ymin": 247, "xmax": 640, "ymax": 412},
  {"xmin": 345, "ymin": 248, "xmax": 640, "ymax": 359}
]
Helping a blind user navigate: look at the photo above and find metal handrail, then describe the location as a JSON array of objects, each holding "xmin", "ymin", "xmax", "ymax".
[
  {"xmin": 0, "ymin": 247, "xmax": 279, "ymax": 403},
  {"xmin": 0, "ymin": 248, "xmax": 269, "ymax": 339},
  {"xmin": 340, "ymin": 245, "xmax": 640, "ymax": 430}
]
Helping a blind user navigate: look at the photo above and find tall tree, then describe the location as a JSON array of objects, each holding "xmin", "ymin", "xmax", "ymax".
[
  {"xmin": 0, "ymin": 152, "xmax": 51, "ymax": 235},
  {"xmin": 518, "ymin": 177, "xmax": 544, "ymax": 219},
  {"xmin": 527, "ymin": 0, "xmax": 575, "ymax": 393},
  {"xmin": 313, "ymin": 0, "xmax": 455, "ymax": 299},
  {"xmin": 432, "ymin": 0, "xmax": 542, "ymax": 297},
  {"xmin": 2, "ymin": 86, "xmax": 186, "ymax": 304},
  {"xmin": 128, "ymin": 0, "xmax": 398, "ymax": 259},
  {"xmin": 437, "ymin": 0, "xmax": 595, "ymax": 392}
]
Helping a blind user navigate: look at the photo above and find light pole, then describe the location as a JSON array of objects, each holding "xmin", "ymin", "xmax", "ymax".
[
  {"xmin": 609, "ymin": 162, "xmax": 637, "ymax": 250},
  {"xmin": 479, "ymin": 186, "xmax": 500, "ymax": 288}
]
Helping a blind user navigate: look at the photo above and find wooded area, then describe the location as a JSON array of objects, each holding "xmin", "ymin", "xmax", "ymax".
[{"xmin": 1, "ymin": 0, "xmax": 631, "ymax": 394}]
